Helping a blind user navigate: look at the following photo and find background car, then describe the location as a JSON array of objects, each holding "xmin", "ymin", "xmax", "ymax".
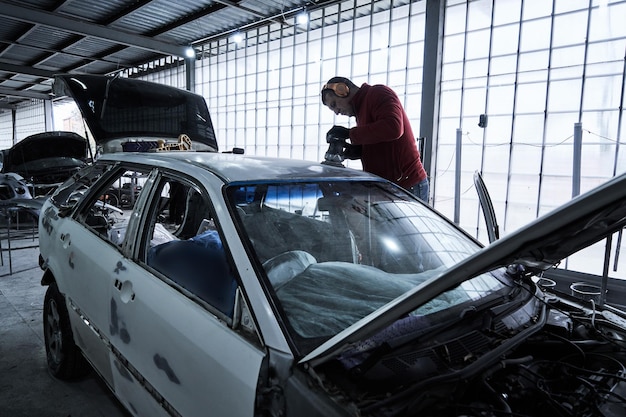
[
  {"xmin": 0, "ymin": 172, "xmax": 44, "ymax": 223},
  {"xmin": 0, "ymin": 131, "xmax": 91, "ymax": 197}
]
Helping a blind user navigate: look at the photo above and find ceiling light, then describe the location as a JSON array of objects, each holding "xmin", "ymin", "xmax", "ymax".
[
  {"xmin": 184, "ymin": 47, "xmax": 196, "ymax": 58},
  {"xmin": 232, "ymin": 32, "xmax": 244, "ymax": 44},
  {"xmin": 296, "ymin": 11, "xmax": 309, "ymax": 25}
]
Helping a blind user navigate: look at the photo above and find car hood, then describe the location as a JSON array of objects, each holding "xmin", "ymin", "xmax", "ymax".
[
  {"xmin": 301, "ymin": 171, "xmax": 626, "ymax": 366},
  {"xmin": 53, "ymin": 74, "xmax": 219, "ymax": 153},
  {"xmin": 2, "ymin": 131, "xmax": 89, "ymax": 172}
]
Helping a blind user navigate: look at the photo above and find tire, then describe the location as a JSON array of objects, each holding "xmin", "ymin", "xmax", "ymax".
[
  {"xmin": 106, "ymin": 193, "xmax": 120, "ymax": 208},
  {"xmin": 43, "ymin": 282, "xmax": 90, "ymax": 380}
]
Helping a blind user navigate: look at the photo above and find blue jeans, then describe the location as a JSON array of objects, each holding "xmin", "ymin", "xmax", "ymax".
[{"xmin": 408, "ymin": 178, "xmax": 430, "ymax": 204}]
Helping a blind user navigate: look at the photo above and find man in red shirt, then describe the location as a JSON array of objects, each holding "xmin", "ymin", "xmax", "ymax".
[{"xmin": 321, "ymin": 76, "xmax": 429, "ymax": 203}]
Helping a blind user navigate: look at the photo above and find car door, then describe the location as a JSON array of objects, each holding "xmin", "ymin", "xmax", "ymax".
[
  {"xmin": 51, "ymin": 165, "xmax": 152, "ymax": 388},
  {"xmin": 108, "ymin": 173, "xmax": 265, "ymax": 417}
]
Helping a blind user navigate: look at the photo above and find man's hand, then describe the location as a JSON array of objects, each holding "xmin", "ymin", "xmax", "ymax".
[
  {"xmin": 343, "ymin": 143, "xmax": 362, "ymax": 160},
  {"xmin": 326, "ymin": 125, "xmax": 350, "ymax": 142}
]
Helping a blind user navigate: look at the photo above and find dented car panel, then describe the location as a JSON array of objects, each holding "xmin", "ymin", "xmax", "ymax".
[
  {"xmin": 40, "ymin": 154, "xmax": 270, "ymax": 416},
  {"xmin": 109, "ymin": 259, "xmax": 264, "ymax": 416}
]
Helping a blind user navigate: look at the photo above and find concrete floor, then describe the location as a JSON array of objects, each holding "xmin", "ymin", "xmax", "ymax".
[{"xmin": 0, "ymin": 226, "xmax": 128, "ymax": 417}]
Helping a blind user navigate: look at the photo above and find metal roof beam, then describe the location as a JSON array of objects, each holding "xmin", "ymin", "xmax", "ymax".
[
  {"xmin": 0, "ymin": 39, "xmax": 131, "ymax": 70},
  {"xmin": 0, "ymin": 62, "xmax": 57, "ymax": 79},
  {"xmin": 0, "ymin": 86, "xmax": 50, "ymax": 100},
  {"xmin": 212, "ymin": 0, "xmax": 270, "ymax": 19},
  {"xmin": 1, "ymin": 3, "xmax": 190, "ymax": 58}
]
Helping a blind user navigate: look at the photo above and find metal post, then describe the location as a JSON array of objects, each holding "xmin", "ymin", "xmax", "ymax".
[
  {"xmin": 419, "ymin": 0, "xmax": 445, "ymax": 184},
  {"xmin": 454, "ymin": 128, "xmax": 462, "ymax": 225},
  {"xmin": 44, "ymin": 99, "xmax": 54, "ymax": 131},
  {"xmin": 6, "ymin": 209, "xmax": 12, "ymax": 275},
  {"xmin": 600, "ymin": 233, "xmax": 611, "ymax": 307},
  {"xmin": 12, "ymin": 108, "xmax": 17, "ymax": 145},
  {"xmin": 572, "ymin": 122, "xmax": 582, "ymax": 198},
  {"xmin": 186, "ymin": 56, "xmax": 196, "ymax": 93}
]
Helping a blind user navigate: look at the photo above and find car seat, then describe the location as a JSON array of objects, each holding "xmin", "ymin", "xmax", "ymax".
[
  {"xmin": 177, "ymin": 189, "xmax": 207, "ymax": 239},
  {"xmin": 148, "ymin": 232, "xmax": 236, "ymax": 317}
]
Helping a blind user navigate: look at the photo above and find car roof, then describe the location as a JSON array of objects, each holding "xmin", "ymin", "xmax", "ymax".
[{"xmin": 97, "ymin": 151, "xmax": 382, "ymax": 184}]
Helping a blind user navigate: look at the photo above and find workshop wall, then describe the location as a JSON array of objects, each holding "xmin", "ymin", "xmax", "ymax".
[{"xmin": 0, "ymin": 100, "xmax": 47, "ymax": 149}]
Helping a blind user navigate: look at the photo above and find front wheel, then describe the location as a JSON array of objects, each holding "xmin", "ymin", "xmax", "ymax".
[{"xmin": 43, "ymin": 282, "xmax": 89, "ymax": 379}]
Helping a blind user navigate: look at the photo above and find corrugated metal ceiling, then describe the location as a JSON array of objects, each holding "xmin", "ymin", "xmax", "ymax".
[{"xmin": 0, "ymin": 0, "xmax": 336, "ymax": 108}]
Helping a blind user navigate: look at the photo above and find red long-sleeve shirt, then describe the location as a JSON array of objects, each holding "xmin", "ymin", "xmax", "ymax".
[{"xmin": 348, "ymin": 83, "xmax": 426, "ymax": 189}]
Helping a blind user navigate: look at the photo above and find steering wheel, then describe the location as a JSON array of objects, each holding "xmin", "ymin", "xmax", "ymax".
[
  {"xmin": 262, "ymin": 250, "xmax": 317, "ymax": 289},
  {"xmin": 94, "ymin": 199, "xmax": 124, "ymax": 214}
]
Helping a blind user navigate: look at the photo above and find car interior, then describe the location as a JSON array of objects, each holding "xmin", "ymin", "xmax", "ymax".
[{"xmin": 144, "ymin": 181, "xmax": 237, "ymax": 318}]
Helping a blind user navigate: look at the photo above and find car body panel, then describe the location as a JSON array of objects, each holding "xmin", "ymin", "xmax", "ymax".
[
  {"xmin": 96, "ymin": 150, "xmax": 375, "ymax": 183},
  {"xmin": 40, "ymin": 204, "xmax": 115, "ymax": 385},
  {"xmin": 39, "ymin": 154, "xmax": 271, "ymax": 417},
  {"xmin": 53, "ymin": 75, "xmax": 219, "ymax": 154},
  {"xmin": 110, "ymin": 259, "xmax": 264, "ymax": 417},
  {"xmin": 0, "ymin": 172, "xmax": 43, "ymax": 218}
]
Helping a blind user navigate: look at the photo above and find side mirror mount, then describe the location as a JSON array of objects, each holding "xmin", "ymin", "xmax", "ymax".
[{"xmin": 222, "ymin": 147, "xmax": 244, "ymax": 154}]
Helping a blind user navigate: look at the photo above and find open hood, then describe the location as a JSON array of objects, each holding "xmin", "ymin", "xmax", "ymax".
[
  {"xmin": 1, "ymin": 131, "xmax": 90, "ymax": 195},
  {"xmin": 2, "ymin": 131, "xmax": 88, "ymax": 170},
  {"xmin": 302, "ymin": 171, "xmax": 626, "ymax": 366},
  {"xmin": 53, "ymin": 74, "xmax": 219, "ymax": 153}
]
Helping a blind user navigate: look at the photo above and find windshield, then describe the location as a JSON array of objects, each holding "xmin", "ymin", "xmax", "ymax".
[{"xmin": 228, "ymin": 181, "xmax": 506, "ymax": 353}]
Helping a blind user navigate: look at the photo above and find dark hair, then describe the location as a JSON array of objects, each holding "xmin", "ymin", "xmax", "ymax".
[{"xmin": 325, "ymin": 76, "xmax": 352, "ymax": 85}]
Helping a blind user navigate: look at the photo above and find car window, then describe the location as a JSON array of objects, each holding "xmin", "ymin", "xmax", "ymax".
[
  {"xmin": 231, "ymin": 181, "xmax": 475, "ymax": 270},
  {"xmin": 50, "ymin": 163, "xmax": 113, "ymax": 211},
  {"xmin": 228, "ymin": 181, "xmax": 505, "ymax": 351},
  {"xmin": 141, "ymin": 176, "xmax": 237, "ymax": 319},
  {"xmin": 74, "ymin": 167, "xmax": 150, "ymax": 245}
]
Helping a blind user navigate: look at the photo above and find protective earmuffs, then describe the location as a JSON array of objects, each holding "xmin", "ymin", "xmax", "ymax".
[{"xmin": 322, "ymin": 82, "xmax": 350, "ymax": 97}]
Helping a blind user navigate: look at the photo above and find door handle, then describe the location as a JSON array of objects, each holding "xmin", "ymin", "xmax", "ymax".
[
  {"xmin": 114, "ymin": 279, "xmax": 135, "ymax": 303},
  {"xmin": 60, "ymin": 233, "xmax": 71, "ymax": 249}
]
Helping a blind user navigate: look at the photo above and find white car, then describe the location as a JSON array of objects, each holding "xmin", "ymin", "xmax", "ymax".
[{"xmin": 39, "ymin": 75, "xmax": 626, "ymax": 417}]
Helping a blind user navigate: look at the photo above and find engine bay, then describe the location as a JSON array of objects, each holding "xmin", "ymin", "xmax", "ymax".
[{"xmin": 314, "ymin": 287, "xmax": 626, "ymax": 417}]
